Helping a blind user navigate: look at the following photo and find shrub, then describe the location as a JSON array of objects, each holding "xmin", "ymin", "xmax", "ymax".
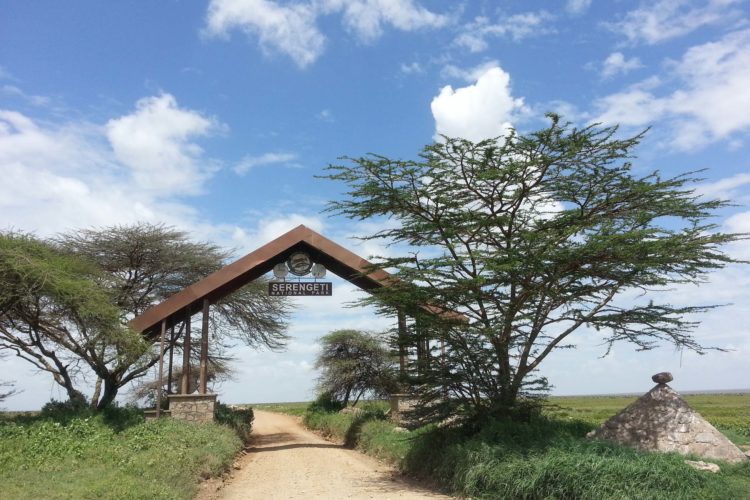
[
  {"xmin": 215, "ymin": 402, "xmax": 254, "ymax": 442},
  {"xmin": 308, "ymin": 391, "xmax": 345, "ymax": 413}
]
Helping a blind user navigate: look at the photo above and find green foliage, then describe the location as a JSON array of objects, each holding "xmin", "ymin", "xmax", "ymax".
[
  {"xmin": 314, "ymin": 329, "xmax": 397, "ymax": 407},
  {"xmin": 324, "ymin": 117, "xmax": 747, "ymax": 418},
  {"xmin": 308, "ymin": 391, "xmax": 346, "ymax": 413},
  {"xmin": 214, "ymin": 402, "xmax": 254, "ymax": 442},
  {"xmin": 303, "ymin": 402, "xmax": 388, "ymax": 446},
  {"xmin": 403, "ymin": 418, "xmax": 749, "ymax": 500},
  {"xmin": 299, "ymin": 394, "xmax": 750, "ymax": 499},
  {"xmin": 0, "ymin": 232, "xmax": 138, "ymax": 405},
  {"xmin": 0, "ymin": 406, "xmax": 242, "ymax": 499}
]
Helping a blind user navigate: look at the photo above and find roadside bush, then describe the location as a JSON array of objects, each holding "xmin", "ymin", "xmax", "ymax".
[
  {"xmin": 403, "ymin": 417, "xmax": 749, "ymax": 499},
  {"xmin": 308, "ymin": 391, "xmax": 345, "ymax": 413},
  {"xmin": 215, "ymin": 402, "xmax": 254, "ymax": 442},
  {"xmin": 299, "ymin": 404, "xmax": 750, "ymax": 499}
]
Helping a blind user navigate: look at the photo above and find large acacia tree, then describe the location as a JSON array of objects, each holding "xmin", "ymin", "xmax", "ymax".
[
  {"xmin": 0, "ymin": 224, "xmax": 291, "ymax": 409},
  {"xmin": 325, "ymin": 116, "xmax": 745, "ymax": 420}
]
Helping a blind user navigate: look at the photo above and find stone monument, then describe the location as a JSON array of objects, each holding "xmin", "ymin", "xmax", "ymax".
[{"xmin": 587, "ymin": 372, "xmax": 747, "ymax": 463}]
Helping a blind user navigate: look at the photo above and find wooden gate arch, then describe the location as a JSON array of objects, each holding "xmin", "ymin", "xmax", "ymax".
[{"xmin": 130, "ymin": 225, "xmax": 429, "ymax": 420}]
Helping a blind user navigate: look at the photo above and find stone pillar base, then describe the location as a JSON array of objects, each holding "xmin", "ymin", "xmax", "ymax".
[
  {"xmin": 389, "ymin": 393, "xmax": 417, "ymax": 424},
  {"xmin": 168, "ymin": 393, "xmax": 217, "ymax": 423}
]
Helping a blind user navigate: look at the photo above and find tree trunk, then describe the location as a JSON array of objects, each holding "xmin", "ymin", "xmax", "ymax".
[
  {"xmin": 96, "ymin": 378, "xmax": 119, "ymax": 410},
  {"xmin": 90, "ymin": 377, "xmax": 102, "ymax": 409},
  {"xmin": 342, "ymin": 387, "xmax": 351, "ymax": 407}
]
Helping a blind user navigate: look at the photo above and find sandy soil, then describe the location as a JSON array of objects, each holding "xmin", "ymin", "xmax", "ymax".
[{"xmin": 199, "ymin": 410, "xmax": 451, "ymax": 500}]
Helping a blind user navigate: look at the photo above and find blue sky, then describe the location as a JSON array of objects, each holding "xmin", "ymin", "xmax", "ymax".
[{"xmin": 2, "ymin": 0, "xmax": 750, "ymax": 409}]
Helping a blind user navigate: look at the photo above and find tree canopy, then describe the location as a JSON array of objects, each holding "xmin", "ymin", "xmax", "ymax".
[
  {"xmin": 324, "ymin": 115, "xmax": 746, "ymax": 420},
  {"xmin": 315, "ymin": 329, "xmax": 397, "ymax": 407},
  {"xmin": 0, "ymin": 224, "xmax": 292, "ymax": 409}
]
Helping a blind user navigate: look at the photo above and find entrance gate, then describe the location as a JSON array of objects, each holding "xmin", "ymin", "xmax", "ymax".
[{"xmin": 130, "ymin": 225, "xmax": 431, "ymax": 421}]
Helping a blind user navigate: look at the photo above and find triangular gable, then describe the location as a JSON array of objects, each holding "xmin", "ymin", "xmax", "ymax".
[{"xmin": 129, "ymin": 225, "xmax": 395, "ymax": 335}]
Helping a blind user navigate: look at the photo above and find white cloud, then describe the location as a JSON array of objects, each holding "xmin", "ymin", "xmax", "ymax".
[
  {"xmin": 454, "ymin": 12, "xmax": 554, "ymax": 52},
  {"xmin": 593, "ymin": 29, "xmax": 750, "ymax": 150},
  {"xmin": 566, "ymin": 0, "xmax": 592, "ymax": 15},
  {"xmin": 205, "ymin": 0, "xmax": 324, "ymax": 68},
  {"xmin": 431, "ymin": 64, "xmax": 526, "ymax": 142},
  {"xmin": 440, "ymin": 59, "xmax": 501, "ymax": 82},
  {"xmin": 234, "ymin": 152, "xmax": 298, "ymax": 175},
  {"xmin": 255, "ymin": 213, "xmax": 325, "ymax": 245},
  {"xmin": 205, "ymin": 0, "xmax": 448, "ymax": 67},
  {"xmin": 601, "ymin": 52, "xmax": 643, "ymax": 79},
  {"xmin": 0, "ymin": 93, "xmax": 227, "ymax": 237},
  {"xmin": 696, "ymin": 172, "xmax": 750, "ymax": 200},
  {"xmin": 320, "ymin": 0, "xmax": 449, "ymax": 42},
  {"xmin": 1, "ymin": 84, "xmax": 51, "ymax": 107},
  {"xmin": 106, "ymin": 94, "xmax": 219, "ymax": 195},
  {"xmin": 606, "ymin": 0, "xmax": 743, "ymax": 45}
]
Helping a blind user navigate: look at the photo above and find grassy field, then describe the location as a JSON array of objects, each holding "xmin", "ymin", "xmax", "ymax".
[
  {"xmin": 256, "ymin": 393, "xmax": 750, "ymax": 499},
  {"xmin": 254, "ymin": 393, "xmax": 750, "ymax": 444},
  {"xmin": 0, "ymin": 404, "xmax": 249, "ymax": 499}
]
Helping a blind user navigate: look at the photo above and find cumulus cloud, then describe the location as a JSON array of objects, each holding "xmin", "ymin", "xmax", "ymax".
[
  {"xmin": 601, "ymin": 52, "xmax": 643, "ymax": 79},
  {"xmin": 431, "ymin": 64, "xmax": 526, "ymax": 142},
  {"xmin": 204, "ymin": 0, "xmax": 448, "ymax": 67},
  {"xmin": 454, "ymin": 11, "xmax": 554, "ymax": 52},
  {"xmin": 606, "ymin": 0, "xmax": 743, "ymax": 45},
  {"xmin": 106, "ymin": 94, "xmax": 218, "ymax": 194},
  {"xmin": 593, "ymin": 29, "xmax": 750, "ymax": 150},
  {"xmin": 0, "ymin": 93, "xmax": 226, "ymax": 237},
  {"xmin": 234, "ymin": 152, "xmax": 298, "ymax": 175}
]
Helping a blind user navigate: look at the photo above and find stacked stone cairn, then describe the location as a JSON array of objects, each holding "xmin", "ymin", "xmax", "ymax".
[{"xmin": 587, "ymin": 372, "xmax": 747, "ymax": 464}]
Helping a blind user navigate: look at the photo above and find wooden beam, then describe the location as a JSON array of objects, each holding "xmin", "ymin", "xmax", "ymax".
[
  {"xmin": 156, "ymin": 319, "xmax": 167, "ymax": 418},
  {"xmin": 199, "ymin": 298, "xmax": 209, "ymax": 394},
  {"xmin": 180, "ymin": 313, "xmax": 191, "ymax": 394}
]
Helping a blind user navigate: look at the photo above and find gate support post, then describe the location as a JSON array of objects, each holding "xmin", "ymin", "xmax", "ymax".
[
  {"xmin": 180, "ymin": 312, "xmax": 191, "ymax": 394},
  {"xmin": 156, "ymin": 319, "xmax": 167, "ymax": 418},
  {"xmin": 199, "ymin": 298, "xmax": 210, "ymax": 394}
]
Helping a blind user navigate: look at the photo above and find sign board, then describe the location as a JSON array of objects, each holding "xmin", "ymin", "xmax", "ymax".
[{"xmin": 269, "ymin": 282, "xmax": 333, "ymax": 296}]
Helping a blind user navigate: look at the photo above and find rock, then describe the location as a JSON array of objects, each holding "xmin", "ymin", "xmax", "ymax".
[
  {"xmin": 685, "ymin": 460, "xmax": 720, "ymax": 473},
  {"xmin": 652, "ymin": 372, "xmax": 674, "ymax": 384},
  {"xmin": 392, "ymin": 427, "xmax": 409, "ymax": 433}
]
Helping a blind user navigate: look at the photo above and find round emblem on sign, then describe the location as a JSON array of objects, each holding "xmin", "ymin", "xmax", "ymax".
[{"xmin": 287, "ymin": 251, "xmax": 313, "ymax": 276}]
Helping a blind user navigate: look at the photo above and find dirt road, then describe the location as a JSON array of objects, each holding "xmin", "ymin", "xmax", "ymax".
[{"xmin": 203, "ymin": 410, "xmax": 450, "ymax": 499}]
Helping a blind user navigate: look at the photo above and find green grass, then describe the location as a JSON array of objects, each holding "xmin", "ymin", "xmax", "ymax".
[
  {"xmin": 286, "ymin": 393, "xmax": 750, "ymax": 500},
  {"xmin": 252, "ymin": 401, "xmax": 310, "ymax": 416},
  {"xmin": 0, "ymin": 406, "xmax": 244, "ymax": 499}
]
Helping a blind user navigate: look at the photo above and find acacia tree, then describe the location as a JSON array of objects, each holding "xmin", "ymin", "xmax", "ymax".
[
  {"xmin": 324, "ymin": 115, "xmax": 745, "ymax": 420},
  {"xmin": 0, "ymin": 233, "xmax": 131, "ymax": 406},
  {"xmin": 315, "ymin": 329, "xmax": 397, "ymax": 407},
  {"xmin": 0, "ymin": 224, "xmax": 292, "ymax": 409}
]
